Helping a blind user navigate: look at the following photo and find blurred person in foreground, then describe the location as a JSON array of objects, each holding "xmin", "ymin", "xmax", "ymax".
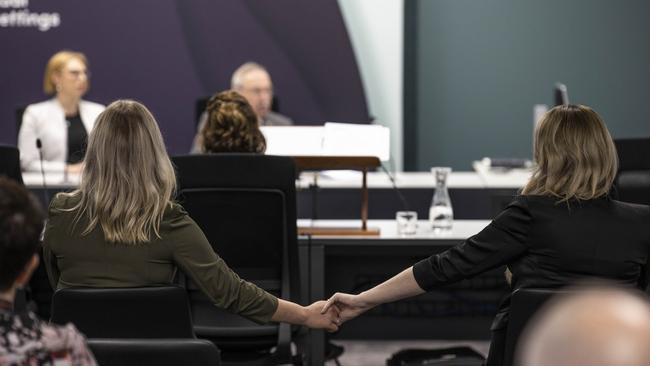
[
  {"xmin": 0, "ymin": 178, "xmax": 95, "ymax": 365},
  {"xmin": 519, "ymin": 288, "xmax": 650, "ymax": 366}
]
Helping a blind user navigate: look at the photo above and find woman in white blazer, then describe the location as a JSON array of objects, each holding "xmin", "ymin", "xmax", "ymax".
[{"xmin": 18, "ymin": 51, "xmax": 105, "ymax": 173}]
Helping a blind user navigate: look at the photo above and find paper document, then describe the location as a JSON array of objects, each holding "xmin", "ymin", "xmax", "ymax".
[
  {"xmin": 260, "ymin": 126, "xmax": 324, "ymax": 156},
  {"xmin": 261, "ymin": 123, "xmax": 390, "ymax": 161},
  {"xmin": 322, "ymin": 122, "xmax": 390, "ymax": 161}
]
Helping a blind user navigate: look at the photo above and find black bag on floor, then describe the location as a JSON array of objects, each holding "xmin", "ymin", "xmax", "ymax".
[{"xmin": 386, "ymin": 346, "xmax": 485, "ymax": 366}]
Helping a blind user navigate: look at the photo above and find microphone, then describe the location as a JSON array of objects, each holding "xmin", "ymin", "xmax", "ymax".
[
  {"xmin": 36, "ymin": 138, "xmax": 50, "ymax": 205},
  {"xmin": 380, "ymin": 163, "xmax": 411, "ymax": 212}
]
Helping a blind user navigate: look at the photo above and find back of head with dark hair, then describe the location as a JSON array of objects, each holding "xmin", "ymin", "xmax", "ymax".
[
  {"xmin": 201, "ymin": 90, "xmax": 266, "ymax": 154},
  {"xmin": 0, "ymin": 178, "xmax": 44, "ymax": 291}
]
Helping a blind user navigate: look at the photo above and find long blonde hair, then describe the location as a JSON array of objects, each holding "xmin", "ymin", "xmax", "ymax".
[
  {"xmin": 62, "ymin": 100, "xmax": 176, "ymax": 244},
  {"xmin": 523, "ymin": 104, "xmax": 618, "ymax": 201}
]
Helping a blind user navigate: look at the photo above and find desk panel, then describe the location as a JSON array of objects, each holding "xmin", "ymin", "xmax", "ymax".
[
  {"xmin": 297, "ymin": 187, "xmax": 518, "ymax": 220},
  {"xmin": 299, "ymin": 220, "xmax": 509, "ymax": 365}
]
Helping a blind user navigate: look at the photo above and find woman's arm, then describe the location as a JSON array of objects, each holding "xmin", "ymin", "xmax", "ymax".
[
  {"xmin": 169, "ymin": 210, "xmax": 339, "ymax": 330},
  {"xmin": 323, "ymin": 197, "xmax": 533, "ymax": 324},
  {"xmin": 322, "ymin": 267, "xmax": 424, "ymax": 323}
]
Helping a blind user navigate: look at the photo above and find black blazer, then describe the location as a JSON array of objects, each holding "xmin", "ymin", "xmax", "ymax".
[{"xmin": 413, "ymin": 195, "xmax": 650, "ymax": 330}]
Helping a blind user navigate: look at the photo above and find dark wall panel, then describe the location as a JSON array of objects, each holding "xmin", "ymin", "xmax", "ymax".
[{"xmin": 407, "ymin": 0, "xmax": 650, "ymax": 170}]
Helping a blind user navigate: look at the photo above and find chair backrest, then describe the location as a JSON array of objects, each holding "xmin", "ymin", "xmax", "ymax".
[
  {"xmin": 0, "ymin": 145, "xmax": 23, "ymax": 185},
  {"xmin": 172, "ymin": 154, "xmax": 299, "ymax": 301},
  {"xmin": 614, "ymin": 138, "xmax": 650, "ymax": 205},
  {"xmin": 172, "ymin": 154, "xmax": 298, "ymax": 360},
  {"xmin": 88, "ymin": 339, "xmax": 220, "ymax": 366},
  {"xmin": 50, "ymin": 286, "xmax": 195, "ymax": 338},
  {"xmin": 503, "ymin": 288, "xmax": 567, "ymax": 366}
]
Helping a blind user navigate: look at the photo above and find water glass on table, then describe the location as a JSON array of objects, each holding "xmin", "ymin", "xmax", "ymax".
[{"xmin": 396, "ymin": 211, "xmax": 418, "ymax": 235}]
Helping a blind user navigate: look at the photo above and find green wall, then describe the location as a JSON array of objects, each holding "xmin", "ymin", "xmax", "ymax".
[{"xmin": 405, "ymin": 0, "xmax": 650, "ymax": 170}]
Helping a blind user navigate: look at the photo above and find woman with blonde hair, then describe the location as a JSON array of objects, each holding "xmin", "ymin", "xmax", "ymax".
[
  {"xmin": 322, "ymin": 105, "xmax": 650, "ymax": 365},
  {"xmin": 18, "ymin": 50, "xmax": 104, "ymax": 173},
  {"xmin": 43, "ymin": 100, "xmax": 339, "ymax": 331}
]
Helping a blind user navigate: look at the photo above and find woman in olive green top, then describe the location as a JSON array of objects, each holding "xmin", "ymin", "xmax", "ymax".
[{"xmin": 43, "ymin": 99, "xmax": 340, "ymax": 330}]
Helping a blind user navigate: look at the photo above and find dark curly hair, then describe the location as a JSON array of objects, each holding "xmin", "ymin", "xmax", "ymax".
[{"xmin": 201, "ymin": 90, "xmax": 266, "ymax": 154}]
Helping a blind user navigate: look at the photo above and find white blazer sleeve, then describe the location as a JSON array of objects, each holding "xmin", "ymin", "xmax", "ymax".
[{"xmin": 18, "ymin": 105, "xmax": 66, "ymax": 172}]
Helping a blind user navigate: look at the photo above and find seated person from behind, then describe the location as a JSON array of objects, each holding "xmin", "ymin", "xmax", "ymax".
[
  {"xmin": 200, "ymin": 90, "xmax": 266, "ymax": 154},
  {"xmin": 0, "ymin": 178, "xmax": 95, "ymax": 365},
  {"xmin": 43, "ymin": 100, "xmax": 340, "ymax": 331},
  {"xmin": 18, "ymin": 50, "xmax": 104, "ymax": 173},
  {"xmin": 191, "ymin": 62, "xmax": 292, "ymax": 152},
  {"xmin": 323, "ymin": 105, "xmax": 650, "ymax": 366}
]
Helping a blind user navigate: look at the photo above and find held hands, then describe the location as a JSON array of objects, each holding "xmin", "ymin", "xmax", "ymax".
[
  {"xmin": 304, "ymin": 300, "xmax": 341, "ymax": 332},
  {"xmin": 320, "ymin": 292, "xmax": 373, "ymax": 326}
]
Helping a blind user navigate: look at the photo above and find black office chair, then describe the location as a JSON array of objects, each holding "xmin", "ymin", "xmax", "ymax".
[
  {"xmin": 613, "ymin": 138, "xmax": 650, "ymax": 205},
  {"xmin": 501, "ymin": 288, "xmax": 569, "ymax": 366},
  {"xmin": 172, "ymin": 154, "xmax": 301, "ymax": 365},
  {"xmin": 50, "ymin": 286, "xmax": 195, "ymax": 339},
  {"xmin": 88, "ymin": 338, "xmax": 221, "ymax": 366},
  {"xmin": 0, "ymin": 145, "xmax": 23, "ymax": 184}
]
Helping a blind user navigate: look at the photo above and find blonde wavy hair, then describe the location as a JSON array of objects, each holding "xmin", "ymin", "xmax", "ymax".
[
  {"xmin": 523, "ymin": 104, "xmax": 618, "ymax": 201},
  {"xmin": 62, "ymin": 100, "xmax": 176, "ymax": 244}
]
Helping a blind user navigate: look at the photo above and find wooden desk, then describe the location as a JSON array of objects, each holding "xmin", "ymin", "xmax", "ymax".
[{"xmin": 294, "ymin": 156, "xmax": 381, "ymax": 235}]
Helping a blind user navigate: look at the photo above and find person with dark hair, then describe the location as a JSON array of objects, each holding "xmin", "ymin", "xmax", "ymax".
[
  {"xmin": 199, "ymin": 90, "xmax": 266, "ymax": 154},
  {"xmin": 322, "ymin": 105, "xmax": 650, "ymax": 365},
  {"xmin": 0, "ymin": 178, "xmax": 95, "ymax": 365}
]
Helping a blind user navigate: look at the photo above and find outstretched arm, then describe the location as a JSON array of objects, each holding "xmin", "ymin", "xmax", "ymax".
[
  {"xmin": 322, "ymin": 197, "xmax": 533, "ymax": 325},
  {"xmin": 322, "ymin": 267, "xmax": 424, "ymax": 324},
  {"xmin": 272, "ymin": 299, "xmax": 340, "ymax": 332}
]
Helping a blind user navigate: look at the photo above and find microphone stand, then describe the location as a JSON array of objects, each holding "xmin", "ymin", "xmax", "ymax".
[{"xmin": 36, "ymin": 138, "xmax": 49, "ymax": 205}]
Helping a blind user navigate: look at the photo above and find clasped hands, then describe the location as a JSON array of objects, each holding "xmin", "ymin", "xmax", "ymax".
[{"xmin": 304, "ymin": 292, "xmax": 372, "ymax": 332}]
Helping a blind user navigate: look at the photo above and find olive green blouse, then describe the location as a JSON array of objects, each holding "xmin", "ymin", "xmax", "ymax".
[{"xmin": 42, "ymin": 194, "xmax": 278, "ymax": 324}]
